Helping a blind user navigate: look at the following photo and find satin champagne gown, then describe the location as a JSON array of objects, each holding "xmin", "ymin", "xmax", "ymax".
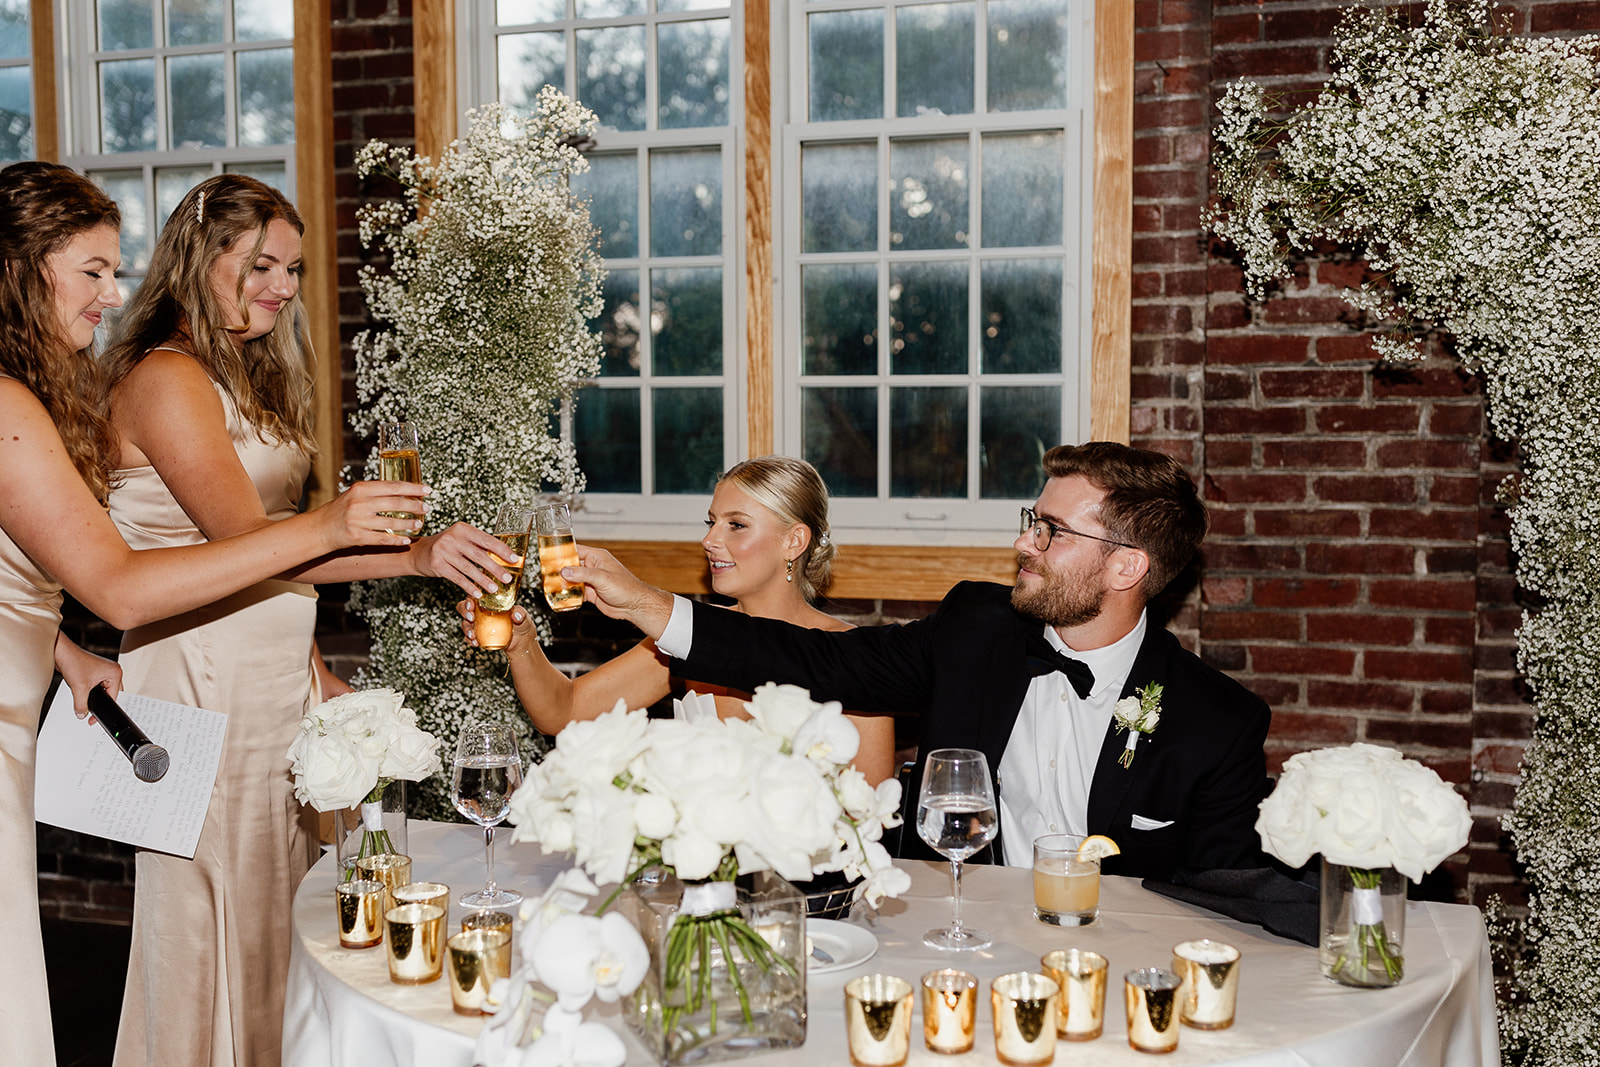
[
  {"xmin": 110, "ymin": 380, "xmax": 321, "ymax": 1067},
  {"xmin": 0, "ymin": 506, "xmax": 65, "ymax": 1066}
]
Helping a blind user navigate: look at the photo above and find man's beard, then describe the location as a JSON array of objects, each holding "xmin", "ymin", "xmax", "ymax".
[{"xmin": 1010, "ymin": 551, "xmax": 1107, "ymax": 628}]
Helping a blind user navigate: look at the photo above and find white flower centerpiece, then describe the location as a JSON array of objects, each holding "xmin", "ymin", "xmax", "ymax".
[
  {"xmin": 1257, "ymin": 743, "xmax": 1470, "ymax": 987},
  {"xmin": 503, "ymin": 684, "xmax": 909, "ymax": 1064},
  {"xmin": 285, "ymin": 688, "xmax": 444, "ymax": 876}
]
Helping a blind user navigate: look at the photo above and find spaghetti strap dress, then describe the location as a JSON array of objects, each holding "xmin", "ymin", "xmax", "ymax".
[
  {"xmin": 109, "ymin": 378, "xmax": 321, "ymax": 1067},
  {"xmin": 0, "ymin": 454, "xmax": 65, "ymax": 1066}
]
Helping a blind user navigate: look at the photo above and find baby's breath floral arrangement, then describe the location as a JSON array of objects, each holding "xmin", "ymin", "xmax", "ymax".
[
  {"xmin": 349, "ymin": 88, "xmax": 605, "ymax": 818},
  {"xmin": 1209, "ymin": 1, "xmax": 1600, "ymax": 1058}
]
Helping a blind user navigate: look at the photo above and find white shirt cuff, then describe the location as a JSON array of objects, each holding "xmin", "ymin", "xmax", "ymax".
[{"xmin": 657, "ymin": 594, "xmax": 694, "ymax": 659}]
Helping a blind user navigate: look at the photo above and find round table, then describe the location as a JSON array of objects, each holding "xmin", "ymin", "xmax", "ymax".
[{"xmin": 284, "ymin": 821, "xmax": 1499, "ymax": 1066}]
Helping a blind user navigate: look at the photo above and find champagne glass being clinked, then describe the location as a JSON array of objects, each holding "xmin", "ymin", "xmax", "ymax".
[
  {"xmin": 453, "ymin": 720, "xmax": 524, "ymax": 909},
  {"xmin": 917, "ymin": 747, "xmax": 998, "ymax": 951}
]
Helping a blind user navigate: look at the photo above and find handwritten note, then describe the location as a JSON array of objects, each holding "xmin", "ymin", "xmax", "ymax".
[{"xmin": 35, "ymin": 687, "xmax": 228, "ymax": 858}]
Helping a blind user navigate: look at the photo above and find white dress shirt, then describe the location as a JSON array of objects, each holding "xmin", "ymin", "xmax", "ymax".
[
  {"xmin": 656, "ymin": 596, "xmax": 1148, "ymax": 867},
  {"xmin": 995, "ymin": 612, "xmax": 1146, "ymax": 866}
]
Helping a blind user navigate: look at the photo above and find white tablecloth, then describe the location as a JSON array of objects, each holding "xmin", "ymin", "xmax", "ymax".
[{"xmin": 284, "ymin": 821, "xmax": 1499, "ymax": 1067}]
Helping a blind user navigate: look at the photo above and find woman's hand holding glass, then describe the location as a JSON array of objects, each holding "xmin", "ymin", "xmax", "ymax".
[
  {"xmin": 455, "ymin": 599, "xmax": 536, "ymax": 655},
  {"xmin": 409, "ymin": 521, "xmax": 523, "ymax": 599},
  {"xmin": 312, "ymin": 479, "xmax": 432, "ymax": 549}
]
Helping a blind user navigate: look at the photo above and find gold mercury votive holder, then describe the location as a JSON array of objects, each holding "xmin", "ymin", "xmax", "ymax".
[
  {"xmin": 447, "ymin": 928, "xmax": 513, "ymax": 1014},
  {"xmin": 1041, "ymin": 948, "xmax": 1108, "ymax": 1040},
  {"xmin": 921, "ymin": 969, "xmax": 978, "ymax": 1054},
  {"xmin": 1125, "ymin": 967, "xmax": 1183, "ymax": 1054},
  {"xmin": 335, "ymin": 879, "xmax": 385, "ymax": 949},
  {"xmin": 386, "ymin": 902, "xmax": 446, "ymax": 984},
  {"xmin": 1173, "ymin": 939, "xmax": 1241, "ymax": 1029},
  {"xmin": 844, "ymin": 974, "xmax": 914, "ymax": 1067},
  {"xmin": 394, "ymin": 882, "xmax": 450, "ymax": 961},
  {"xmin": 356, "ymin": 853, "xmax": 412, "ymax": 924},
  {"xmin": 990, "ymin": 972, "xmax": 1059, "ymax": 1065}
]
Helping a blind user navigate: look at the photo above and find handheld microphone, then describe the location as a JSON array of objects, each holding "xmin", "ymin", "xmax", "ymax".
[{"xmin": 87, "ymin": 687, "xmax": 170, "ymax": 783}]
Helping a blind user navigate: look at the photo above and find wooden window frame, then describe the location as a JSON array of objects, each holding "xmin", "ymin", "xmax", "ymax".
[{"xmin": 414, "ymin": 0, "xmax": 1129, "ymax": 601}]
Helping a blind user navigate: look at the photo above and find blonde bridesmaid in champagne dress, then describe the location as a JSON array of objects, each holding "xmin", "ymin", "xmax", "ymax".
[
  {"xmin": 109, "ymin": 382, "xmax": 322, "ymax": 1067},
  {"xmin": 102, "ymin": 174, "xmax": 514, "ymax": 1067}
]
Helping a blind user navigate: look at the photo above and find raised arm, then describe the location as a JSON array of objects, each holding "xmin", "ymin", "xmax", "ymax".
[
  {"xmin": 0, "ymin": 379, "xmax": 419, "ymax": 630},
  {"xmin": 457, "ymin": 600, "xmax": 675, "ymax": 733},
  {"xmin": 110, "ymin": 350, "xmax": 512, "ymax": 597}
]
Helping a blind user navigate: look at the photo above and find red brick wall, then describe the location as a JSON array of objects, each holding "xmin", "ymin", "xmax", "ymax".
[{"xmin": 1131, "ymin": 0, "xmax": 1593, "ymax": 908}]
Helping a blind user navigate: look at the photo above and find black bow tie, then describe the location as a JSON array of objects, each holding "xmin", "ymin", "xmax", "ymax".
[{"xmin": 1024, "ymin": 632, "xmax": 1095, "ymax": 699}]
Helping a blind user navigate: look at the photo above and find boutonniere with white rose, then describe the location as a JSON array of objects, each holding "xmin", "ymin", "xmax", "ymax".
[{"xmin": 1112, "ymin": 681, "xmax": 1163, "ymax": 768}]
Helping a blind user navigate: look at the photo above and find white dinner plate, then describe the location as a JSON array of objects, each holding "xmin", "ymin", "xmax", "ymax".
[{"xmin": 806, "ymin": 918, "xmax": 878, "ymax": 974}]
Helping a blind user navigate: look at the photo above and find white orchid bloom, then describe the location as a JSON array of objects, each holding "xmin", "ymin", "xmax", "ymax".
[
  {"xmin": 472, "ymin": 969, "xmax": 543, "ymax": 1067},
  {"xmin": 518, "ymin": 868, "xmax": 598, "ymax": 964},
  {"xmin": 521, "ymin": 1005, "xmax": 628, "ymax": 1067},
  {"xmin": 529, "ymin": 913, "xmax": 650, "ymax": 1010},
  {"xmin": 790, "ymin": 700, "xmax": 858, "ymax": 767}
]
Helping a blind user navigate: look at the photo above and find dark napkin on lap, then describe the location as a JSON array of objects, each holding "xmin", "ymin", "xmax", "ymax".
[{"xmin": 1140, "ymin": 867, "xmax": 1320, "ymax": 946}]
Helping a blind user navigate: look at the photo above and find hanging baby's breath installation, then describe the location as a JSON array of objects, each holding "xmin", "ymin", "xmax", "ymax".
[
  {"xmin": 350, "ymin": 89, "xmax": 605, "ymax": 818},
  {"xmin": 1208, "ymin": 3, "xmax": 1600, "ymax": 1060}
]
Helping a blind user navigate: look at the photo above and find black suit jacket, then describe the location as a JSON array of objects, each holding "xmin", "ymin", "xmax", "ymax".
[{"xmin": 677, "ymin": 581, "xmax": 1271, "ymax": 880}]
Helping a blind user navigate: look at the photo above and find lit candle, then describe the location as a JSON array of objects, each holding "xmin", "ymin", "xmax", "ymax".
[{"xmin": 920, "ymin": 969, "xmax": 977, "ymax": 1054}]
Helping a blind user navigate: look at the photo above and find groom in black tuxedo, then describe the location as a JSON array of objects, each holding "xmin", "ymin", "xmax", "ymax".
[{"xmin": 567, "ymin": 443, "xmax": 1272, "ymax": 881}]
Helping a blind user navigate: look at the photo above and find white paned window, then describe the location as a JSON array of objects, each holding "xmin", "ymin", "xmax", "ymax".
[
  {"xmin": 784, "ymin": 0, "xmax": 1092, "ymax": 543},
  {"xmin": 58, "ymin": 0, "xmax": 294, "ymax": 289},
  {"xmin": 463, "ymin": 0, "xmax": 738, "ymax": 535},
  {"xmin": 0, "ymin": 0, "xmax": 30, "ymax": 162},
  {"xmin": 461, "ymin": 0, "xmax": 1090, "ymax": 542}
]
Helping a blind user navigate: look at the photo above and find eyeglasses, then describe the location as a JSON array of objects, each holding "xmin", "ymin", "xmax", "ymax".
[{"xmin": 1019, "ymin": 506, "xmax": 1138, "ymax": 553}]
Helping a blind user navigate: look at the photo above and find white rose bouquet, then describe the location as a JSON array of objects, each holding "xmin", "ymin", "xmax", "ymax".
[
  {"xmin": 506, "ymin": 684, "xmax": 910, "ymax": 1036},
  {"xmin": 1256, "ymin": 743, "xmax": 1470, "ymax": 984},
  {"xmin": 285, "ymin": 688, "xmax": 443, "ymax": 869}
]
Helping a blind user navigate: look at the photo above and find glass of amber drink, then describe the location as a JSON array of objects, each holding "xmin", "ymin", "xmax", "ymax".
[
  {"xmin": 474, "ymin": 503, "xmax": 534, "ymax": 650},
  {"xmin": 377, "ymin": 421, "xmax": 423, "ymax": 538},
  {"xmin": 1033, "ymin": 834, "xmax": 1101, "ymax": 926},
  {"xmin": 534, "ymin": 502, "xmax": 583, "ymax": 612}
]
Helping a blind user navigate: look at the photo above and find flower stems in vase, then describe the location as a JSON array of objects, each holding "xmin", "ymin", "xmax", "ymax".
[{"xmin": 1319, "ymin": 860, "xmax": 1405, "ymax": 988}]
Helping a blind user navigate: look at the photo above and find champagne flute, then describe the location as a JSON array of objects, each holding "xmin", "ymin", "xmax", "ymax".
[
  {"xmin": 534, "ymin": 502, "xmax": 584, "ymax": 612},
  {"xmin": 453, "ymin": 721, "xmax": 524, "ymax": 908},
  {"xmin": 474, "ymin": 503, "xmax": 534, "ymax": 651},
  {"xmin": 377, "ymin": 421, "xmax": 423, "ymax": 538},
  {"xmin": 917, "ymin": 748, "xmax": 997, "ymax": 950}
]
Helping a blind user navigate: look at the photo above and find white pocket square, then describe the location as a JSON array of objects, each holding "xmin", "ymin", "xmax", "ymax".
[{"xmin": 1130, "ymin": 814, "xmax": 1175, "ymax": 831}]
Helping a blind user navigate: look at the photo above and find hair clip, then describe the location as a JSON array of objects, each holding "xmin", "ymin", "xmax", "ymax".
[
  {"xmin": 195, "ymin": 191, "xmax": 206, "ymax": 224},
  {"xmin": 817, "ymin": 533, "xmax": 830, "ymax": 547}
]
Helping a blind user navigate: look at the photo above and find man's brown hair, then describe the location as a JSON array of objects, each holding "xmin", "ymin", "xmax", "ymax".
[{"xmin": 1042, "ymin": 441, "xmax": 1208, "ymax": 596}]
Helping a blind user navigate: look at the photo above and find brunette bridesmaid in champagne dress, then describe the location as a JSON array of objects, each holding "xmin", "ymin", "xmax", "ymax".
[
  {"xmin": 0, "ymin": 521, "xmax": 67, "ymax": 1066},
  {"xmin": 109, "ymin": 381, "xmax": 323, "ymax": 1067}
]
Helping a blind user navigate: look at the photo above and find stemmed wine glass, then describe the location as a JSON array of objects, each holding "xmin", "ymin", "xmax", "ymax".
[
  {"xmin": 917, "ymin": 747, "xmax": 998, "ymax": 951},
  {"xmin": 452, "ymin": 720, "xmax": 524, "ymax": 908}
]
